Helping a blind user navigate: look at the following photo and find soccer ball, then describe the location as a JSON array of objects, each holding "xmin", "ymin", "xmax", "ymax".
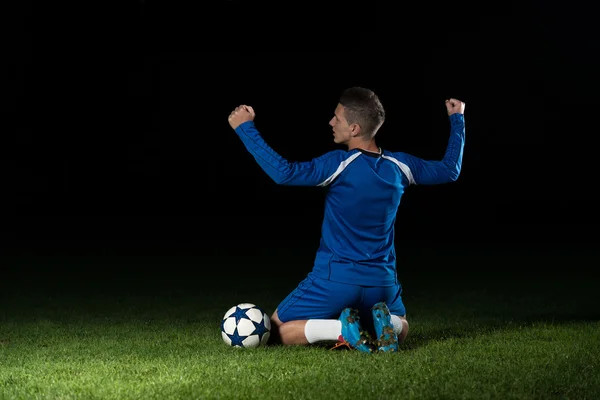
[{"xmin": 220, "ymin": 303, "xmax": 271, "ymax": 348}]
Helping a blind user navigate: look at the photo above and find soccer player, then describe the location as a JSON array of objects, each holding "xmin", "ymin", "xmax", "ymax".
[{"xmin": 228, "ymin": 87, "xmax": 465, "ymax": 352}]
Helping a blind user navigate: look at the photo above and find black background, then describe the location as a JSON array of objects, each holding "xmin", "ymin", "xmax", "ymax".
[{"xmin": 2, "ymin": 1, "xmax": 598, "ymax": 272}]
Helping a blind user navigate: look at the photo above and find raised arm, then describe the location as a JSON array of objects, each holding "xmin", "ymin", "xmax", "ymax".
[
  {"xmin": 227, "ymin": 104, "xmax": 345, "ymax": 186},
  {"xmin": 392, "ymin": 99, "xmax": 466, "ymax": 185}
]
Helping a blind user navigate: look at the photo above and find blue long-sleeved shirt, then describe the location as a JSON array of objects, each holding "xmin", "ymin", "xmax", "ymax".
[{"xmin": 234, "ymin": 113, "xmax": 465, "ymax": 285}]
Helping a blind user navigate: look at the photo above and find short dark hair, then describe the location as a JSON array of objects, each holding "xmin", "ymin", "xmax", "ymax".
[{"xmin": 339, "ymin": 87, "xmax": 385, "ymax": 138}]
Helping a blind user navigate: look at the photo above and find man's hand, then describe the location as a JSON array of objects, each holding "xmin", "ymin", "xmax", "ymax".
[
  {"xmin": 445, "ymin": 98, "xmax": 465, "ymax": 116},
  {"xmin": 228, "ymin": 105, "xmax": 255, "ymax": 130}
]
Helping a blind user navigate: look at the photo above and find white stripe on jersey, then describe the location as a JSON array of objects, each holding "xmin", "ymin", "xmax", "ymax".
[
  {"xmin": 317, "ymin": 152, "xmax": 362, "ymax": 187},
  {"xmin": 381, "ymin": 155, "xmax": 416, "ymax": 185}
]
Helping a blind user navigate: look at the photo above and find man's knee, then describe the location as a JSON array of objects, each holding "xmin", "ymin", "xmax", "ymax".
[
  {"xmin": 269, "ymin": 309, "xmax": 283, "ymax": 344},
  {"xmin": 271, "ymin": 309, "xmax": 283, "ymax": 327},
  {"xmin": 270, "ymin": 309, "xmax": 309, "ymax": 346}
]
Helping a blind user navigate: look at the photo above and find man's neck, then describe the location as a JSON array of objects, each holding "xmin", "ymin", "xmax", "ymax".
[{"xmin": 347, "ymin": 139, "xmax": 379, "ymax": 153}]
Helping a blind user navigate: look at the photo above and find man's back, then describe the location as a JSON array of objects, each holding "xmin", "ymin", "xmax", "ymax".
[{"xmin": 314, "ymin": 148, "xmax": 409, "ymax": 286}]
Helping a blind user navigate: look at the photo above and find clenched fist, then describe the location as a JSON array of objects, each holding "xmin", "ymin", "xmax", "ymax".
[
  {"xmin": 445, "ymin": 98, "xmax": 465, "ymax": 116},
  {"xmin": 228, "ymin": 105, "xmax": 255, "ymax": 130}
]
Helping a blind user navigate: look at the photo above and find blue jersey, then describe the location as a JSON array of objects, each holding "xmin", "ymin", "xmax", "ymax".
[{"xmin": 234, "ymin": 113, "xmax": 465, "ymax": 286}]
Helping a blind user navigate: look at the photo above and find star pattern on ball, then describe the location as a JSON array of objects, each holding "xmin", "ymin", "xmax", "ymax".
[
  {"xmin": 252, "ymin": 318, "xmax": 269, "ymax": 341},
  {"xmin": 230, "ymin": 306, "xmax": 250, "ymax": 324},
  {"xmin": 227, "ymin": 325, "xmax": 248, "ymax": 347},
  {"xmin": 221, "ymin": 305, "xmax": 271, "ymax": 348}
]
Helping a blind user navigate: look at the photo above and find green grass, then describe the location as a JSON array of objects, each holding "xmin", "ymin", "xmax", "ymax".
[{"xmin": 1, "ymin": 245, "xmax": 599, "ymax": 399}]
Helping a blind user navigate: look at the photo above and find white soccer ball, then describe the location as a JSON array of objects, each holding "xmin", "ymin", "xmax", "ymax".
[{"xmin": 220, "ymin": 303, "xmax": 271, "ymax": 348}]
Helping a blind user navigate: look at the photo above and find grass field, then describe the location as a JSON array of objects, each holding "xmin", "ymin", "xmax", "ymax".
[{"xmin": 1, "ymin": 243, "xmax": 599, "ymax": 399}]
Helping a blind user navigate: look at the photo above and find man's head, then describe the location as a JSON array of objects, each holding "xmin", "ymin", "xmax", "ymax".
[{"xmin": 329, "ymin": 87, "xmax": 385, "ymax": 145}]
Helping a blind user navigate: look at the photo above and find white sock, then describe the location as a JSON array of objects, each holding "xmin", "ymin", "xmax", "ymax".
[
  {"xmin": 304, "ymin": 319, "xmax": 342, "ymax": 343},
  {"xmin": 390, "ymin": 315, "xmax": 403, "ymax": 336}
]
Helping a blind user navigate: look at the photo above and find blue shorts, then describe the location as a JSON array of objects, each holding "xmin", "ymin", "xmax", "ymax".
[{"xmin": 276, "ymin": 272, "xmax": 406, "ymax": 327}]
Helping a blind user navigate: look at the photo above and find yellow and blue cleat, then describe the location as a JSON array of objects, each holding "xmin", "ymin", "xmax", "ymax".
[
  {"xmin": 335, "ymin": 307, "xmax": 376, "ymax": 353},
  {"xmin": 371, "ymin": 302, "xmax": 398, "ymax": 352}
]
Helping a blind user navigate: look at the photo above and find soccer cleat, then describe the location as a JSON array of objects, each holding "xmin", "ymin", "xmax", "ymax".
[
  {"xmin": 371, "ymin": 302, "xmax": 398, "ymax": 352},
  {"xmin": 337, "ymin": 307, "xmax": 376, "ymax": 353}
]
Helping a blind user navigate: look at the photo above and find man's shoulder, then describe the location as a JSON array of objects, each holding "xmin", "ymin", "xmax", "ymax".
[
  {"xmin": 381, "ymin": 149, "xmax": 410, "ymax": 161},
  {"xmin": 314, "ymin": 149, "xmax": 357, "ymax": 162}
]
